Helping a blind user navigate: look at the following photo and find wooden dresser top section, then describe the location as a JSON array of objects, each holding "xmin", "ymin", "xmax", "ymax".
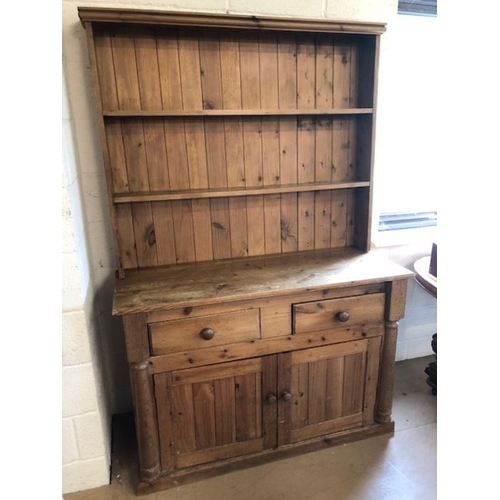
[
  {"xmin": 78, "ymin": 7, "xmax": 386, "ymax": 35},
  {"xmin": 113, "ymin": 248, "xmax": 413, "ymax": 315},
  {"xmin": 78, "ymin": 7, "xmax": 387, "ymax": 276}
]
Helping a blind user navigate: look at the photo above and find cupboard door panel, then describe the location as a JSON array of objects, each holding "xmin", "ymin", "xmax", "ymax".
[
  {"xmin": 192, "ymin": 381, "xmax": 217, "ymax": 450},
  {"xmin": 155, "ymin": 356, "xmax": 276, "ymax": 470},
  {"xmin": 214, "ymin": 377, "xmax": 236, "ymax": 446},
  {"xmin": 281, "ymin": 339, "xmax": 379, "ymax": 445}
]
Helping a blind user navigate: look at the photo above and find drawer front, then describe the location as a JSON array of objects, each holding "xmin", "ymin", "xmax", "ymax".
[
  {"xmin": 149, "ymin": 308, "xmax": 260, "ymax": 356},
  {"xmin": 293, "ymin": 293, "xmax": 385, "ymax": 335}
]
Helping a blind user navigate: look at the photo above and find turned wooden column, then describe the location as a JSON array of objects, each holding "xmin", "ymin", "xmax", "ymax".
[
  {"xmin": 376, "ymin": 279, "xmax": 409, "ymax": 424},
  {"xmin": 377, "ymin": 320, "xmax": 399, "ymax": 423},
  {"xmin": 122, "ymin": 314, "xmax": 161, "ymax": 483}
]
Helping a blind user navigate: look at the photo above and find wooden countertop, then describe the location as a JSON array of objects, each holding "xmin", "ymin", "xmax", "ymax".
[{"xmin": 113, "ymin": 248, "xmax": 413, "ymax": 315}]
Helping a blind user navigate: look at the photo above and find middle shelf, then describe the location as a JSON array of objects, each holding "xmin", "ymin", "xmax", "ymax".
[
  {"xmin": 113, "ymin": 180, "xmax": 371, "ymax": 203},
  {"xmin": 103, "ymin": 108, "xmax": 374, "ymax": 117},
  {"xmin": 105, "ymin": 114, "xmax": 374, "ymax": 196}
]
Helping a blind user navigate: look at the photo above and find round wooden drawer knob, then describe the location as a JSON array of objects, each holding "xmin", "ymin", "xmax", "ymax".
[
  {"xmin": 267, "ymin": 394, "xmax": 277, "ymax": 404},
  {"xmin": 200, "ymin": 327, "xmax": 215, "ymax": 340},
  {"xmin": 337, "ymin": 311, "xmax": 350, "ymax": 322},
  {"xmin": 282, "ymin": 391, "xmax": 292, "ymax": 402}
]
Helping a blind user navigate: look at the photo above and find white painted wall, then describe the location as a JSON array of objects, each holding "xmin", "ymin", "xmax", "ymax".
[
  {"xmin": 61, "ymin": 0, "xmax": 437, "ymax": 494},
  {"xmin": 62, "ymin": 70, "xmax": 112, "ymax": 493}
]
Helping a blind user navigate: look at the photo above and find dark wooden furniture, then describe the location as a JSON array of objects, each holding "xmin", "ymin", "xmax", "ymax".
[
  {"xmin": 78, "ymin": 7, "xmax": 413, "ymax": 494},
  {"xmin": 414, "ymin": 256, "xmax": 437, "ymax": 299},
  {"xmin": 414, "ymin": 255, "xmax": 437, "ymax": 394}
]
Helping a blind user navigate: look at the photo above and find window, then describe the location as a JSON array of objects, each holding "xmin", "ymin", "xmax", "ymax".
[
  {"xmin": 398, "ymin": 0, "xmax": 437, "ymax": 16},
  {"xmin": 379, "ymin": 212, "xmax": 437, "ymax": 232},
  {"xmin": 372, "ymin": 10, "xmax": 438, "ymax": 245}
]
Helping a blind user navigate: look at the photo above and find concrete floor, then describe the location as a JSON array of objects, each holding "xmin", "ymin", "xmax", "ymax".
[{"xmin": 64, "ymin": 356, "xmax": 437, "ymax": 500}]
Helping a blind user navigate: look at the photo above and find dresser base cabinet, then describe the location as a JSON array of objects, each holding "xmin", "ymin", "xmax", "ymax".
[{"xmin": 116, "ymin": 250, "xmax": 411, "ymax": 494}]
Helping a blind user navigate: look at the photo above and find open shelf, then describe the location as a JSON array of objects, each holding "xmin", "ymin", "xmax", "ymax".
[
  {"xmin": 83, "ymin": 9, "xmax": 380, "ymax": 276},
  {"xmin": 103, "ymin": 108, "xmax": 374, "ymax": 117},
  {"xmin": 113, "ymin": 181, "xmax": 370, "ymax": 203}
]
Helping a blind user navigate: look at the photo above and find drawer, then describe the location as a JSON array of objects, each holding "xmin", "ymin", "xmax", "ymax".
[
  {"xmin": 293, "ymin": 293, "xmax": 385, "ymax": 335},
  {"xmin": 149, "ymin": 308, "xmax": 260, "ymax": 356}
]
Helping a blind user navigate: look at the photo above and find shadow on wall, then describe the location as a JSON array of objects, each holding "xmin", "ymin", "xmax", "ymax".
[{"xmin": 95, "ymin": 272, "xmax": 134, "ymax": 414}]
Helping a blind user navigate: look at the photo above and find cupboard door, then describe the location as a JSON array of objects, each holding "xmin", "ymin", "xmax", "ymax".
[
  {"xmin": 154, "ymin": 355, "xmax": 277, "ymax": 471},
  {"xmin": 278, "ymin": 337, "xmax": 381, "ymax": 446}
]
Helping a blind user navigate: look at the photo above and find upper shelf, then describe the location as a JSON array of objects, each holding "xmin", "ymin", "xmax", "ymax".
[{"xmin": 103, "ymin": 108, "xmax": 374, "ymax": 118}]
